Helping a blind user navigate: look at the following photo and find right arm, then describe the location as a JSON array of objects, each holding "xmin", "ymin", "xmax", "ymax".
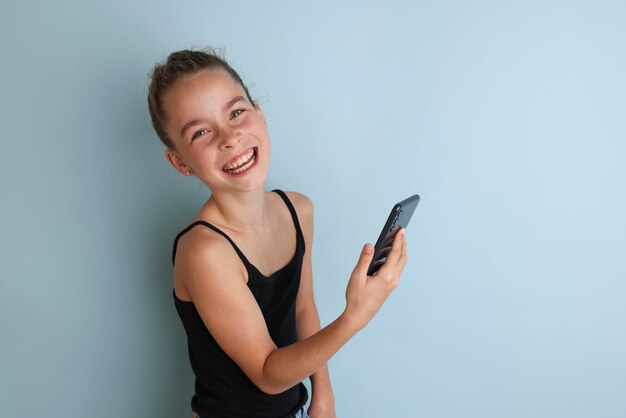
[{"xmin": 177, "ymin": 227, "xmax": 407, "ymax": 395}]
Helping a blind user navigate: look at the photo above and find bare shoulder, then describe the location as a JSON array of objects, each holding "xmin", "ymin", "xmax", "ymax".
[
  {"xmin": 174, "ymin": 224, "xmax": 247, "ymax": 298},
  {"xmin": 283, "ymin": 191, "xmax": 314, "ymax": 250},
  {"xmin": 283, "ymin": 191, "xmax": 314, "ymax": 224},
  {"xmin": 175, "ymin": 225, "xmax": 238, "ymax": 266}
]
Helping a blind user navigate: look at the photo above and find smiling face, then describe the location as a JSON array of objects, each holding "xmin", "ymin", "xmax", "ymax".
[{"xmin": 162, "ymin": 68, "xmax": 271, "ymax": 194}]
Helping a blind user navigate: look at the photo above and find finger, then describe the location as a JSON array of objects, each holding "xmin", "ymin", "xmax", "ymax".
[
  {"xmin": 376, "ymin": 228, "xmax": 404, "ymax": 278},
  {"xmin": 386, "ymin": 227, "xmax": 405, "ymax": 266},
  {"xmin": 393, "ymin": 231, "xmax": 407, "ymax": 274},
  {"xmin": 390, "ymin": 236, "xmax": 407, "ymax": 287},
  {"xmin": 382, "ymin": 227, "xmax": 399, "ymax": 246},
  {"xmin": 369, "ymin": 259, "xmax": 386, "ymax": 275},
  {"xmin": 398, "ymin": 235, "xmax": 407, "ymax": 271},
  {"xmin": 378, "ymin": 245, "xmax": 392, "ymax": 258},
  {"xmin": 353, "ymin": 243, "xmax": 375, "ymax": 278}
]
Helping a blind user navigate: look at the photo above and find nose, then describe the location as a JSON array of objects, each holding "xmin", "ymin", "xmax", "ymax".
[{"xmin": 218, "ymin": 127, "xmax": 242, "ymax": 149}]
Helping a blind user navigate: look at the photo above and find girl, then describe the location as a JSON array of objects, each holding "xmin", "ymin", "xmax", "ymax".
[{"xmin": 147, "ymin": 48, "xmax": 407, "ymax": 418}]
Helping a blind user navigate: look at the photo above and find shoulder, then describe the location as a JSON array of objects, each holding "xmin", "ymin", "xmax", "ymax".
[
  {"xmin": 174, "ymin": 223, "xmax": 246, "ymax": 289},
  {"xmin": 282, "ymin": 191, "xmax": 313, "ymax": 220},
  {"xmin": 175, "ymin": 223, "xmax": 230, "ymax": 260},
  {"xmin": 282, "ymin": 191, "xmax": 314, "ymax": 243}
]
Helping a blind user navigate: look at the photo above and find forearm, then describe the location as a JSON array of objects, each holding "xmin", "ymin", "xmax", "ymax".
[
  {"xmin": 296, "ymin": 306, "xmax": 334, "ymax": 398},
  {"xmin": 261, "ymin": 310, "xmax": 357, "ymax": 394}
]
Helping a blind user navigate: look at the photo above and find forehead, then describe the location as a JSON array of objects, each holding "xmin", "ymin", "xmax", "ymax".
[{"xmin": 163, "ymin": 68, "xmax": 245, "ymax": 125}]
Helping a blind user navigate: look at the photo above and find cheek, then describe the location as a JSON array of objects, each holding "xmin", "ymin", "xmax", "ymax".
[{"xmin": 263, "ymin": 143, "xmax": 271, "ymax": 166}]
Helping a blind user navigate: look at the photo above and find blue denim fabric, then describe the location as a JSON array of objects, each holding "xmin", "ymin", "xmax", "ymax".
[{"xmin": 294, "ymin": 405, "xmax": 309, "ymax": 418}]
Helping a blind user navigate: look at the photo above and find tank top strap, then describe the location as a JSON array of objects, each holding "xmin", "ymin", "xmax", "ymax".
[
  {"xmin": 171, "ymin": 190, "xmax": 304, "ymax": 266},
  {"xmin": 271, "ymin": 189, "xmax": 305, "ymax": 252},
  {"xmin": 171, "ymin": 220, "xmax": 251, "ymax": 267}
]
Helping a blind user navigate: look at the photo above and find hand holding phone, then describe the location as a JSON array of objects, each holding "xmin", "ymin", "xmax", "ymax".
[
  {"xmin": 344, "ymin": 198, "xmax": 416, "ymax": 330},
  {"xmin": 367, "ymin": 194, "xmax": 420, "ymax": 276}
]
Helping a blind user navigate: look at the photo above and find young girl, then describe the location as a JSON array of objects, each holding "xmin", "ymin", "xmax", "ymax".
[{"xmin": 147, "ymin": 48, "xmax": 407, "ymax": 418}]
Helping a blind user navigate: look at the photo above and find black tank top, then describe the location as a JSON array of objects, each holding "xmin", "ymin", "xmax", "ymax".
[{"xmin": 171, "ymin": 189, "xmax": 309, "ymax": 418}]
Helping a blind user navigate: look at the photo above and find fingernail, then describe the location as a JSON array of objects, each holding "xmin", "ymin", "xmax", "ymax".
[{"xmin": 363, "ymin": 244, "xmax": 373, "ymax": 254}]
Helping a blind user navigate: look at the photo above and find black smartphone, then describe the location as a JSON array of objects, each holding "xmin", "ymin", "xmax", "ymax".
[{"xmin": 367, "ymin": 194, "xmax": 420, "ymax": 276}]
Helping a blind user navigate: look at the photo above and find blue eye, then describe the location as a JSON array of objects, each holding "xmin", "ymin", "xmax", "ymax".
[{"xmin": 192, "ymin": 129, "xmax": 210, "ymax": 140}]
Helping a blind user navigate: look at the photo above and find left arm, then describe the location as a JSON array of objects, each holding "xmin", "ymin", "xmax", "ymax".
[{"xmin": 289, "ymin": 192, "xmax": 336, "ymax": 418}]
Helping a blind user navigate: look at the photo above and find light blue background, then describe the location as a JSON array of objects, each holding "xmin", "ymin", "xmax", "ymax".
[{"xmin": 1, "ymin": 1, "xmax": 625, "ymax": 417}]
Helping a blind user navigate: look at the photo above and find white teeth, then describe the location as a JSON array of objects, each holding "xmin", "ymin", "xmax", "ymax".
[
  {"xmin": 223, "ymin": 149, "xmax": 254, "ymax": 170},
  {"xmin": 223, "ymin": 149, "xmax": 256, "ymax": 174}
]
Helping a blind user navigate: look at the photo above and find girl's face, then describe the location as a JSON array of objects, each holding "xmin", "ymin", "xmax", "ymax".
[{"xmin": 162, "ymin": 68, "xmax": 270, "ymax": 194}]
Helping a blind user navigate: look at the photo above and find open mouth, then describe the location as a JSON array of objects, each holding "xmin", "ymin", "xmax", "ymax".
[{"xmin": 222, "ymin": 147, "xmax": 258, "ymax": 175}]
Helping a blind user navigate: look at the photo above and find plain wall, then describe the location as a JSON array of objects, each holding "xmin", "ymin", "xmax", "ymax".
[{"xmin": 1, "ymin": 1, "xmax": 625, "ymax": 417}]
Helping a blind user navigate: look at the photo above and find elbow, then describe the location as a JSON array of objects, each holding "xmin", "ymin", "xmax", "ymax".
[
  {"xmin": 254, "ymin": 377, "xmax": 289, "ymax": 395},
  {"xmin": 254, "ymin": 351, "xmax": 290, "ymax": 395},
  {"xmin": 257, "ymin": 383, "xmax": 286, "ymax": 396}
]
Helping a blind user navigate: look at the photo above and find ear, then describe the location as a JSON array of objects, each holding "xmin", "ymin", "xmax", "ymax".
[
  {"xmin": 253, "ymin": 100, "xmax": 266, "ymax": 126},
  {"xmin": 164, "ymin": 148, "xmax": 193, "ymax": 176}
]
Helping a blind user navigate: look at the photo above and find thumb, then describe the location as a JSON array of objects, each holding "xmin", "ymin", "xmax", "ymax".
[{"xmin": 353, "ymin": 243, "xmax": 375, "ymax": 277}]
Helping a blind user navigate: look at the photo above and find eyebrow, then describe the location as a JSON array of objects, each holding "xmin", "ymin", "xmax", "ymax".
[{"xmin": 179, "ymin": 95, "xmax": 246, "ymax": 138}]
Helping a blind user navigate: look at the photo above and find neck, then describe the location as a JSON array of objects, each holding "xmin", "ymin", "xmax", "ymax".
[{"xmin": 201, "ymin": 187, "xmax": 271, "ymax": 233}]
